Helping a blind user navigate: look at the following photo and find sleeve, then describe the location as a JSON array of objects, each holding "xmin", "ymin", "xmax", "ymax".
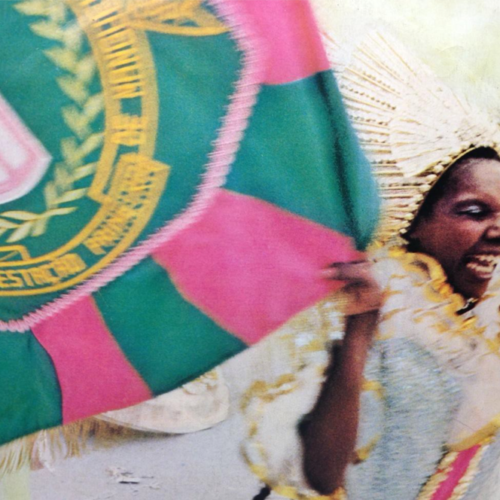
[{"xmin": 240, "ymin": 297, "xmax": 384, "ymax": 500}]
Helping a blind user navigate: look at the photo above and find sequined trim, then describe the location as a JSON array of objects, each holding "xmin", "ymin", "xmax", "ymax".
[
  {"xmin": 417, "ymin": 440, "xmax": 490, "ymax": 500},
  {"xmin": 242, "ymin": 247, "xmax": 500, "ymax": 498}
]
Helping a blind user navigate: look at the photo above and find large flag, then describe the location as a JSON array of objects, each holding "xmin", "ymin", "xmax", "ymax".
[{"xmin": 0, "ymin": 0, "xmax": 378, "ymax": 446}]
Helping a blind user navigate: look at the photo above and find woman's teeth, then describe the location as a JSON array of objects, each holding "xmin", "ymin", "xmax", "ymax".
[{"xmin": 465, "ymin": 255, "xmax": 499, "ymax": 275}]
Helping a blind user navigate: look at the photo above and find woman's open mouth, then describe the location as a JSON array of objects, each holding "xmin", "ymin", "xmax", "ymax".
[{"xmin": 464, "ymin": 254, "xmax": 500, "ymax": 279}]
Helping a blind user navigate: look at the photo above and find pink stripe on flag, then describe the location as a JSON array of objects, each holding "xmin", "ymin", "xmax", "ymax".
[
  {"xmin": 231, "ymin": 0, "xmax": 330, "ymax": 85},
  {"xmin": 154, "ymin": 189, "xmax": 362, "ymax": 345},
  {"xmin": 32, "ymin": 296, "xmax": 152, "ymax": 423},
  {"xmin": 430, "ymin": 445, "xmax": 481, "ymax": 500}
]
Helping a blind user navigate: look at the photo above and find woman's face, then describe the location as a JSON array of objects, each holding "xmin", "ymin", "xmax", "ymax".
[{"xmin": 411, "ymin": 158, "xmax": 500, "ymax": 298}]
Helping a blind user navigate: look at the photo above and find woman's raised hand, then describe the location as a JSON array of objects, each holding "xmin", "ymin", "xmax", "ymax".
[
  {"xmin": 303, "ymin": 261, "xmax": 382, "ymax": 494},
  {"xmin": 321, "ymin": 261, "xmax": 383, "ymax": 316}
]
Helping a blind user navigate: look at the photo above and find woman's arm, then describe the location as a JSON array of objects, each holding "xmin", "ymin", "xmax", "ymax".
[{"xmin": 300, "ymin": 262, "xmax": 381, "ymax": 495}]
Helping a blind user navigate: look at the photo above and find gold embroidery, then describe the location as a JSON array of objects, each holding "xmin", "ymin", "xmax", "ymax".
[
  {"xmin": 9, "ymin": 0, "xmax": 105, "ymax": 241},
  {"xmin": 111, "ymin": 114, "xmax": 148, "ymax": 146},
  {"xmin": 0, "ymin": 254, "xmax": 86, "ymax": 289},
  {"xmin": 7, "ymin": 0, "xmax": 230, "ymax": 296},
  {"xmin": 126, "ymin": 0, "xmax": 228, "ymax": 37},
  {"xmin": 5, "ymin": 0, "xmax": 170, "ymax": 295},
  {"xmin": 0, "ymin": 246, "xmax": 31, "ymax": 262}
]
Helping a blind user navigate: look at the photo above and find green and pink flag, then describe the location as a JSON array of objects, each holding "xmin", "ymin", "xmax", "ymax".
[{"xmin": 0, "ymin": 0, "xmax": 378, "ymax": 446}]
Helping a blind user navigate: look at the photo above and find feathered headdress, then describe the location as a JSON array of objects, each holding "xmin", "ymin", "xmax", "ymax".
[{"xmin": 324, "ymin": 30, "xmax": 500, "ymax": 243}]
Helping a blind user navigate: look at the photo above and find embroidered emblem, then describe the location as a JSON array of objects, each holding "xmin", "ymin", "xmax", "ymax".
[
  {"xmin": 0, "ymin": 0, "xmax": 231, "ymax": 306},
  {"xmin": 126, "ymin": 0, "xmax": 228, "ymax": 36},
  {"xmin": 0, "ymin": 0, "xmax": 171, "ymax": 298},
  {"xmin": 0, "ymin": 94, "xmax": 51, "ymax": 205}
]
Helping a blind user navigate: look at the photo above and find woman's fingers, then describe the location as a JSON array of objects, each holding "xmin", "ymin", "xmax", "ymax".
[{"xmin": 321, "ymin": 260, "xmax": 382, "ymax": 315}]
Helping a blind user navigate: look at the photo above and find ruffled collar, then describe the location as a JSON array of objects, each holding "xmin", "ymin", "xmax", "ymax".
[{"xmin": 374, "ymin": 246, "xmax": 500, "ymax": 449}]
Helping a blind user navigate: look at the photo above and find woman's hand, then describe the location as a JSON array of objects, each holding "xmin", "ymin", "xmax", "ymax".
[
  {"xmin": 321, "ymin": 261, "xmax": 383, "ymax": 316},
  {"xmin": 301, "ymin": 261, "xmax": 382, "ymax": 495}
]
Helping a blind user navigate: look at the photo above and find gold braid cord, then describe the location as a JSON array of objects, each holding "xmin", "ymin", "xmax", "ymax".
[{"xmin": 417, "ymin": 439, "xmax": 490, "ymax": 500}]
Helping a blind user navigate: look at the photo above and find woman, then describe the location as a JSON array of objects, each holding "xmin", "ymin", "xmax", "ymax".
[
  {"xmin": 303, "ymin": 148, "xmax": 500, "ymax": 498},
  {"xmin": 244, "ymin": 32, "xmax": 500, "ymax": 500}
]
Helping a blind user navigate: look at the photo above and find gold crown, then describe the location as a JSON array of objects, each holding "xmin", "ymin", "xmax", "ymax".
[{"xmin": 323, "ymin": 31, "xmax": 500, "ymax": 244}]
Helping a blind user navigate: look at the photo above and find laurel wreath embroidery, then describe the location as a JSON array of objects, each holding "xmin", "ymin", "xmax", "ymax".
[{"xmin": 2, "ymin": 0, "xmax": 104, "ymax": 242}]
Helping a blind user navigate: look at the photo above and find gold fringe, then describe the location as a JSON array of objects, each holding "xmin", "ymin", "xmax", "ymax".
[{"xmin": 0, "ymin": 417, "xmax": 143, "ymax": 477}]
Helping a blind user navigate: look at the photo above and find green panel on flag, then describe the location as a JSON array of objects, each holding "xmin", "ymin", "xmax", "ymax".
[
  {"xmin": 0, "ymin": 332, "xmax": 61, "ymax": 443},
  {"xmin": 0, "ymin": 2, "xmax": 242, "ymax": 320},
  {"xmin": 93, "ymin": 258, "xmax": 247, "ymax": 395},
  {"xmin": 137, "ymin": 30, "xmax": 241, "ymax": 238},
  {"xmin": 0, "ymin": 0, "xmax": 381, "ymax": 449},
  {"xmin": 225, "ymin": 71, "xmax": 377, "ymax": 249}
]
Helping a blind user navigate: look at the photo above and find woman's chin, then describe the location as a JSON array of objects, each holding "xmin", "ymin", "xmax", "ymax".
[{"xmin": 453, "ymin": 275, "xmax": 491, "ymax": 300}]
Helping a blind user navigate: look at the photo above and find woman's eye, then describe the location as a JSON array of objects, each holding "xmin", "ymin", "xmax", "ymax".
[{"xmin": 457, "ymin": 205, "xmax": 488, "ymax": 217}]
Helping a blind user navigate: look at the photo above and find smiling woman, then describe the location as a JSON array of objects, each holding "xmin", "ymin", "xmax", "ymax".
[
  {"xmin": 409, "ymin": 149, "xmax": 500, "ymax": 299},
  {"xmin": 243, "ymin": 32, "xmax": 500, "ymax": 500},
  {"xmin": 299, "ymin": 149, "xmax": 500, "ymax": 499}
]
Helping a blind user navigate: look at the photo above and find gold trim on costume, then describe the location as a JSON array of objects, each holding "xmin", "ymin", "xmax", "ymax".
[
  {"xmin": 448, "ymin": 417, "xmax": 500, "ymax": 452},
  {"xmin": 353, "ymin": 435, "xmax": 381, "ymax": 463},
  {"xmin": 361, "ymin": 379, "xmax": 384, "ymax": 400},
  {"xmin": 417, "ymin": 438, "xmax": 490, "ymax": 500}
]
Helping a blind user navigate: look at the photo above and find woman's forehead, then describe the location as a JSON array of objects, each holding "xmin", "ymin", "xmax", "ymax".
[{"xmin": 445, "ymin": 158, "xmax": 500, "ymax": 198}]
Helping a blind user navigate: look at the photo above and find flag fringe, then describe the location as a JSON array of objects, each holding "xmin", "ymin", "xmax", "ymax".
[{"xmin": 0, "ymin": 418, "xmax": 141, "ymax": 477}]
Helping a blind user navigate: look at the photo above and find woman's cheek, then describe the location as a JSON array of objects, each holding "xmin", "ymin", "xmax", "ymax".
[{"xmin": 453, "ymin": 221, "xmax": 487, "ymax": 242}]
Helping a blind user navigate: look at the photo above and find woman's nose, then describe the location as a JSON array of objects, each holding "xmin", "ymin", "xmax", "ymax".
[{"xmin": 485, "ymin": 216, "xmax": 500, "ymax": 240}]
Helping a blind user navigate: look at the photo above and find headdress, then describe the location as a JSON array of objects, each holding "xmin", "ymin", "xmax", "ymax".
[{"xmin": 323, "ymin": 31, "xmax": 500, "ymax": 244}]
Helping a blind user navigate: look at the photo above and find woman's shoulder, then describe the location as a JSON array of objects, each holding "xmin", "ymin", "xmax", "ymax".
[{"xmin": 370, "ymin": 245, "xmax": 443, "ymax": 288}]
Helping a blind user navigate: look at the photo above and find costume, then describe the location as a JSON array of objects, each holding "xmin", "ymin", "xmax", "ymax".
[
  {"xmin": 243, "ymin": 248, "xmax": 500, "ymax": 499},
  {"xmin": 242, "ymin": 31, "xmax": 500, "ymax": 500}
]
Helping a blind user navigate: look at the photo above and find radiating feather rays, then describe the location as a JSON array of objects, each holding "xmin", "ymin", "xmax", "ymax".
[{"xmin": 322, "ymin": 31, "xmax": 500, "ymax": 244}]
